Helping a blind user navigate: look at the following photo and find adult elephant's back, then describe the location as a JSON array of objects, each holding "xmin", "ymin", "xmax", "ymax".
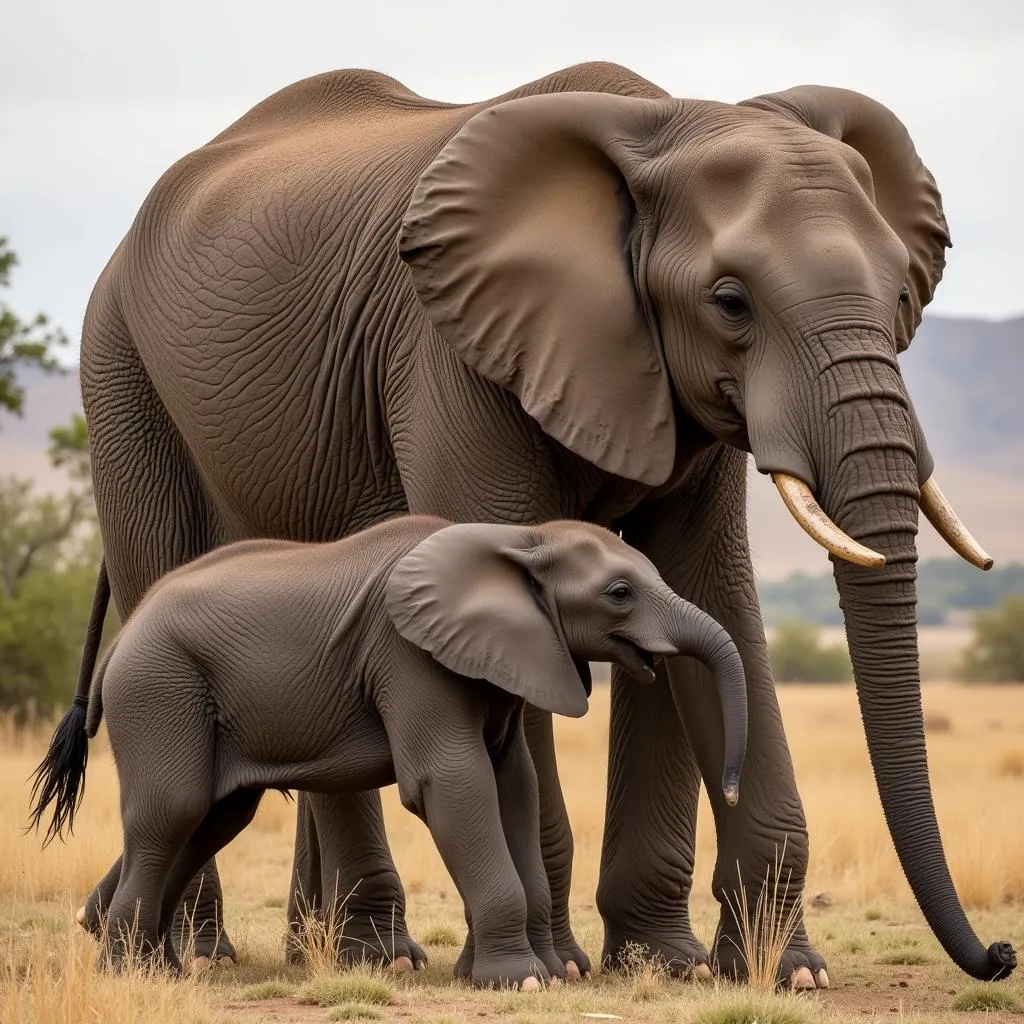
[{"xmin": 86, "ymin": 63, "xmax": 668, "ymax": 549}]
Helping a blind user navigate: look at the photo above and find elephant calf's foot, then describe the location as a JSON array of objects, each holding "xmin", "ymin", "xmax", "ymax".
[
  {"xmin": 602, "ymin": 927, "xmax": 712, "ymax": 981},
  {"xmin": 713, "ymin": 929, "xmax": 829, "ymax": 990}
]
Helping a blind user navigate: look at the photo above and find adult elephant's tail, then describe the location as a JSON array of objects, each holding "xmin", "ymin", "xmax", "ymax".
[{"xmin": 27, "ymin": 559, "xmax": 110, "ymax": 846}]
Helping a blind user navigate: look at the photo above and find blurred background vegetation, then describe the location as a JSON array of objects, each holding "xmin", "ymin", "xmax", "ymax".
[{"xmin": 1, "ymin": 235, "xmax": 1022, "ymax": 711}]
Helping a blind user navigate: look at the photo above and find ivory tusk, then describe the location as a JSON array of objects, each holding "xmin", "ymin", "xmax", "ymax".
[
  {"xmin": 919, "ymin": 477, "xmax": 994, "ymax": 571},
  {"xmin": 772, "ymin": 472, "xmax": 886, "ymax": 568}
]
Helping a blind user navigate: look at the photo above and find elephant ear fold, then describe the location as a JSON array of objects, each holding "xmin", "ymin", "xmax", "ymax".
[
  {"xmin": 385, "ymin": 523, "xmax": 590, "ymax": 718},
  {"xmin": 740, "ymin": 86, "xmax": 950, "ymax": 352},
  {"xmin": 399, "ymin": 92, "xmax": 676, "ymax": 488}
]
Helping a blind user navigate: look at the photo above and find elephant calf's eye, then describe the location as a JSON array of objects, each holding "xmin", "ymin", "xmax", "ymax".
[{"xmin": 608, "ymin": 584, "xmax": 632, "ymax": 602}]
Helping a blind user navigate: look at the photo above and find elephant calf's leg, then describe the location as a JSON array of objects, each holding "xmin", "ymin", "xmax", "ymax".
[
  {"xmin": 287, "ymin": 790, "xmax": 426, "ymax": 971},
  {"xmin": 522, "ymin": 705, "xmax": 591, "ymax": 977}
]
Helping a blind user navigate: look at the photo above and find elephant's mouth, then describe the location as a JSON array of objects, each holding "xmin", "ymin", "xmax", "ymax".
[
  {"xmin": 609, "ymin": 636, "xmax": 658, "ymax": 683},
  {"xmin": 572, "ymin": 655, "xmax": 594, "ymax": 697}
]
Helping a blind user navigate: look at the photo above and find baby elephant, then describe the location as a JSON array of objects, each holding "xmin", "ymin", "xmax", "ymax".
[{"xmin": 30, "ymin": 515, "xmax": 747, "ymax": 989}]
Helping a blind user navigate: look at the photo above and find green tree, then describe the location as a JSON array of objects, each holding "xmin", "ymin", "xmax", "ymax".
[
  {"xmin": 958, "ymin": 596, "xmax": 1024, "ymax": 683},
  {"xmin": 0, "ymin": 416, "xmax": 94, "ymax": 599},
  {"xmin": 769, "ymin": 619, "xmax": 852, "ymax": 683},
  {"xmin": 0, "ymin": 413, "xmax": 104, "ymax": 711},
  {"xmin": 0, "ymin": 236, "xmax": 68, "ymax": 419}
]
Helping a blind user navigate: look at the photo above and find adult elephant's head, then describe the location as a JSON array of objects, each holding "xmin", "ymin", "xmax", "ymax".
[{"xmin": 398, "ymin": 86, "xmax": 1014, "ymax": 981}]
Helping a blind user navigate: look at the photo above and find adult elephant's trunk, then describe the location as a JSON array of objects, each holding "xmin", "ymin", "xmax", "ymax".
[{"xmin": 776, "ymin": 338, "xmax": 1016, "ymax": 981}]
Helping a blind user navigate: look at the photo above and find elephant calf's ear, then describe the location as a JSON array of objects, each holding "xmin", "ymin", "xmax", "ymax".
[{"xmin": 385, "ymin": 523, "xmax": 590, "ymax": 718}]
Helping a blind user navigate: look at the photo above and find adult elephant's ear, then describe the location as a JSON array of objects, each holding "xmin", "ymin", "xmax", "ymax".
[
  {"xmin": 385, "ymin": 522, "xmax": 590, "ymax": 718},
  {"xmin": 739, "ymin": 86, "xmax": 950, "ymax": 352},
  {"xmin": 399, "ymin": 92, "xmax": 676, "ymax": 487}
]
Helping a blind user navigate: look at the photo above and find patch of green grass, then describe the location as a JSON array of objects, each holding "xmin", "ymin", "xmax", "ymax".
[
  {"xmin": 692, "ymin": 995, "xmax": 813, "ymax": 1024},
  {"xmin": 299, "ymin": 971, "xmax": 395, "ymax": 1007},
  {"xmin": 238, "ymin": 979, "xmax": 296, "ymax": 1000},
  {"xmin": 877, "ymin": 950, "xmax": 932, "ymax": 965},
  {"xmin": 329, "ymin": 1004, "xmax": 383, "ymax": 1021},
  {"xmin": 840, "ymin": 938, "xmax": 865, "ymax": 954},
  {"xmin": 864, "ymin": 908, "xmax": 883, "ymax": 921},
  {"xmin": 420, "ymin": 922, "xmax": 461, "ymax": 947},
  {"xmin": 952, "ymin": 986, "xmax": 1023, "ymax": 1012},
  {"xmin": 261, "ymin": 895, "xmax": 285, "ymax": 908}
]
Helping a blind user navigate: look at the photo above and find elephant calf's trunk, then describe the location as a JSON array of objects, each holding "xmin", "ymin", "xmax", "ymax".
[{"xmin": 667, "ymin": 598, "xmax": 748, "ymax": 805}]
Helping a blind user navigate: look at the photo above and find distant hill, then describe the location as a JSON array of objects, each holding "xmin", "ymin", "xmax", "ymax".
[
  {"xmin": 2, "ymin": 314, "xmax": 1021, "ymax": 583},
  {"xmin": 760, "ymin": 557, "xmax": 1024, "ymax": 627}
]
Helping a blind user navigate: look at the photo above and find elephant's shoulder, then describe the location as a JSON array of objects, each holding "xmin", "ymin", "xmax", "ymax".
[
  {"xmin": 208, "ymin": 70, "xmax": 462, "ymax": 143},
  {"xmin": 501, "ymin": 61, "xmax": 671, "ymax": 102}
]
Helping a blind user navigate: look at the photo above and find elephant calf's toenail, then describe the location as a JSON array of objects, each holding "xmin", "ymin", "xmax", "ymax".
[
  {"xmin": 816, "ymin": 968, "xmax": 830, "ymax": 988},
  {"xmin": 75, "ymin": 907, "xmax": 87, "ymax": 928},
  {"xmin": 391, "ymin": 955, "xmax": 414, "ymax": 972},
  {"xmin": 519, "ymin": 976, "xmax": 542, "ymax": 991},
  {"xmin": 565, "ymin": 960, "xmax": 582, "ymax": 980},
  {"xmin": 692, "ymin": 963, "xmax": 713, "ymax": 982}
]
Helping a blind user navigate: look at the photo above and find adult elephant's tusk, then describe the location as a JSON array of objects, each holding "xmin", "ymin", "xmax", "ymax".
[
  {"xmin": 919, "ymin": 477, "xmax": 994, "ymax": 571},
  {"xmin": 772, "ymin": 472, "xmax": 886, "ymax": 568}
]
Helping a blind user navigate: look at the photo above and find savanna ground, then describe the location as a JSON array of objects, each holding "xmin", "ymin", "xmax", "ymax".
[{"xmin": 3, "ymin": 680, "xmax": 1023, "ymax": 1024}]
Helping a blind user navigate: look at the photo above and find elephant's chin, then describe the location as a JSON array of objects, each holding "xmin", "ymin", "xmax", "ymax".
[{"xmin": 572, "ymin": 656, "xmax": 593, "ymax": 697}]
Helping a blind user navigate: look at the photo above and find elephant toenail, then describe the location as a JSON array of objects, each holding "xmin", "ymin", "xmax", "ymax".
[
  {"xmin": 76, "ymin": 907, "xmax": 87, "ymax": 928},
  {"xmin": 391, "ymin": 955, "xmax": 414, "ymax": 972},
  {"xmin": 692, "ymin": 962, "xmax": 713, "ymax": 982},
  {"xmin": 565, "ymin": 960, "xmax": 582, "ymax": 980},
  {"xmin": 816, "ymin": 968, "xmax": 830, "ymax": 988},
  {"xmin": 519, "ymin": 976, "xmax": 542, "ymax": 991},
  {"xmin": 790, "ymin": 966, "xmax": 816, "ymax": 989}
]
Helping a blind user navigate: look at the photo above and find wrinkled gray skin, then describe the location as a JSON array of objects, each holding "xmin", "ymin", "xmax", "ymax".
[
  {"xmin": 58, "ymin": 517, "xmax": 747, "ymax": 988},
  {"xmin": 71, "ymin": 61, "xmax": 1014, "ymax": 985}
]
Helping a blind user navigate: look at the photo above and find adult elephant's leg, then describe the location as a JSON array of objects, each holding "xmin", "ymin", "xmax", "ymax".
[
  {"xmin": 287, "ymin": 790, "xmax": 426, "ymax": 970},
  {"xmin": 597, "ymin": 663, "xmax": 708, "ymax": 976},
  {"xmin": 618, "ymin": 444, "xmax": 826, "ymax": 989},
  {"xmin": 81, "ymin": 308, "xmax": 235, "ymax": 963}
]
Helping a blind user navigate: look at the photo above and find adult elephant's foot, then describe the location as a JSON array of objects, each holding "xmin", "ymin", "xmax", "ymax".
[
  {"xmin": 468, "ymin": 950, "xmax": 553, "ymax": 990},
  {"xmin": 552, "ymin": 926, "xmax": 592, "ymax": 979},
  {"xmin": 601, "ymin": 925, "xmax": 713, "ymax": 980},
  {"xmin": 713, "ymin": 921, "xmax": 829, "ymax": 990},
  {"xmin": 284, "ymin": 910, "xmax": 427, "ymax": 972},
  {"xmin": 456, "ymin": 927, "xmax": 575, "ymax": 982}
]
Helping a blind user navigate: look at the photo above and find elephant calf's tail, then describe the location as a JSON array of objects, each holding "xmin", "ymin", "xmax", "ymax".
[{"xmin": 27, "ymin": 560, "xmax": 110, "ymax": 846}]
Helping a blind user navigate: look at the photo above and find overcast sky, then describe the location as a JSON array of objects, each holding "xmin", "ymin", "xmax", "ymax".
[{"xmin": 2, "ymin": 0, "xmax": 1021, "ymax": 366}]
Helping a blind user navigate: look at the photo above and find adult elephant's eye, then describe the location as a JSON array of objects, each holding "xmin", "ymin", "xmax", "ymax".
[
  {"xmin": 713, "ymin": 288, "xmax": 750, "ymax": 322},
  {"xmin": 608, "ymin": 584, "xmax": 631, "ymax": 602}
]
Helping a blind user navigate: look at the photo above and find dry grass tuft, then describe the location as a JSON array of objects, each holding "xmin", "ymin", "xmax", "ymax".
[
  {"xmin": 238, "ymin": 978, "xmax": 296, "ymax": 999},
  {"xmin": 299, "ymin": 968, "xmax": 396, "ymax": 1007},
  {"xmin": 692, "ymin": 993, "xmax": 814, "ymax": 1024},
  {"xmin": 420, "ymin": 922, "xmax": 462, "ymax": 947},
  {"xmin": 951, "ymin": 985, "xmax": 1023, "ymax": 1012},
  {"xmin": 723, "ymin": 843, "xmax": 803, "ymax": 991}
]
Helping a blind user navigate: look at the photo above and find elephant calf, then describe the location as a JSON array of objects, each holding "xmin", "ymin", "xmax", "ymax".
[{"xmin": 30, "ymin": 515, "xmax": 747, "ymax": 988}]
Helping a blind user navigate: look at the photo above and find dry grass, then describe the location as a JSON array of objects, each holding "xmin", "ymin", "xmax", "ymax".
[{"xmin": 2, "ymin": 683, "xmax": 1024, "ymax": 1023}]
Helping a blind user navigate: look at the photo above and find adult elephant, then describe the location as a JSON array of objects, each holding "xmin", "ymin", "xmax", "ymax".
[{"xmin": 66, "ymin": 61, "xmax": 1014, "ymax": 986}]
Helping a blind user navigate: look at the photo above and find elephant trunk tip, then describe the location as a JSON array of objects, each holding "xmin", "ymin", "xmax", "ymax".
[
  {"xmin": 985, "ymin": 942, "xmax": 1017, "ymax": 981},
  {"xmin": 722, "ymin": 775, "xmax": 740, "ymax": 808}
]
